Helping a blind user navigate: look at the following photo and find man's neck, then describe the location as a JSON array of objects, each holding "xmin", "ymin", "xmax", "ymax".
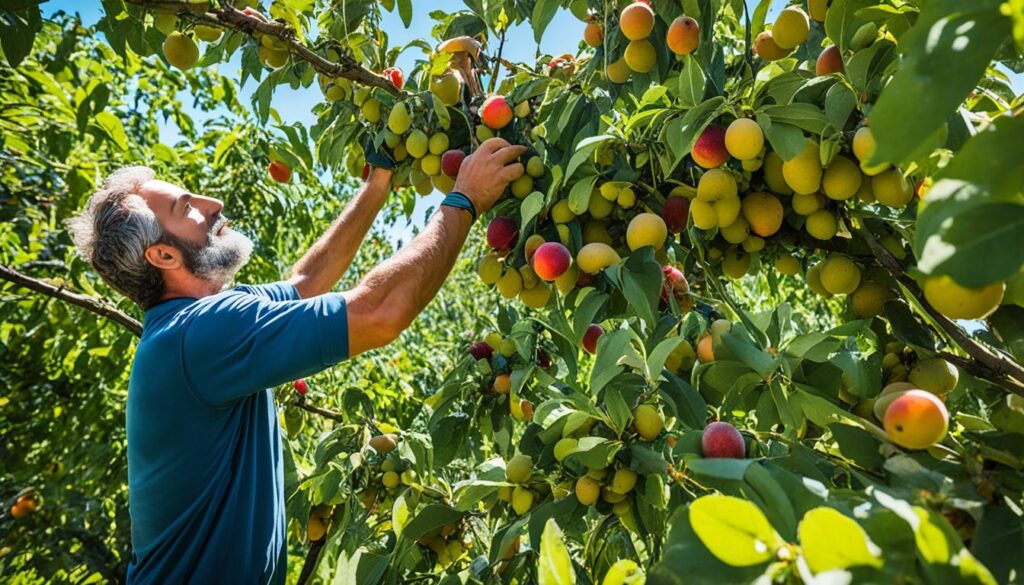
[{"xmin": 160, "ymin": 278, "xmax": 223, "ymax": 302}]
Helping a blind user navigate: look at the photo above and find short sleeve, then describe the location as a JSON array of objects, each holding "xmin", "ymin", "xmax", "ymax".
[
  {"xmin": 233, "ymin": 282, "xmax": 300, "ymax": 303},
  {"xmin": 181, "ymin": 290, "xmax": 349, "ymax": 407}
]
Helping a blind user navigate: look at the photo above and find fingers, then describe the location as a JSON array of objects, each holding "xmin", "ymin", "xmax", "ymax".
[
  {"xmin": 500, "ymin": 163, "xmax": 525, "ymax": 183},
  {"xmin": 491, "ymin": 144, "xmax": 529, "ymax": 165},
  {"xmin": 477, "ymin": 137, "xmax": 511, "ymax": 154}
]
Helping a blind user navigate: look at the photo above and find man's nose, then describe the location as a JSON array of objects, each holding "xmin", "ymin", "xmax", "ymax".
[{"xmin": 193, "ymin": 195, "xmax": 224, "ymax": 218}]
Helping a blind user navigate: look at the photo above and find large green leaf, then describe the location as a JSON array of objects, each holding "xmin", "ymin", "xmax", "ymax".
[
  {"xmin": 798, "ymin": 507, "xmax": 883, "ymax": 573},
  {"xmin": 538, "ymin": 519, "xmax": 575, "ymax": 585},
  {"xmin": 689, "ymin": 495, "xmax": 784, "ymax": 567}
]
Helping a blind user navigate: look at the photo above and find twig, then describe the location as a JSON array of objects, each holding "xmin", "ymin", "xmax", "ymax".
[
  {"xmin": 857, "ymin": 225, "xmax": 1024, "ymax": 396},
  {"xmin": 294, "ymin": 396, "xmax": 345, "ymax": 421},
  {"xmin": 125, "ymin": 0, "xmax": 404, "ymax": 96},
  {"xmin": 487, "ymin": 27, "xmax": 506, "ymax": 95},
  {"xmin": 296, "ymin": 538, "xmax": 325, "ymax": 585},
  {"xmin": 0, "ymin": 265, "xmax": 142, "ymax": 336}
]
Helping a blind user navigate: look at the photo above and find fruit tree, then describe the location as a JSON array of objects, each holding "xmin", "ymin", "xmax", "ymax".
[{"xmin": 2, "ymin": 0, "xmax": 1024, "ymax": 583}]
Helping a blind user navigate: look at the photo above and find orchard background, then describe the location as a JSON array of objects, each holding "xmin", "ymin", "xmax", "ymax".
[{"xmin": 2, "ymin": 0, "xmax": 1024, "ymax": 583}]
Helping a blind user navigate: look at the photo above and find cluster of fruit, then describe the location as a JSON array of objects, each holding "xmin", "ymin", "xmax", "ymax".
[
  {"xmin": 416, "ymin": 522, "xmax": 471, "ymax": 570},
  {"xmin": 6, "ymin": 493, "xmax": 38, "ymax": 520},
  {"xmin": 599, "ymin": 2, "xmax": 701, "ymax": 82},
  {"xmin": 469, "ymin": 332, "xmax": 553, "ymax": 422}
]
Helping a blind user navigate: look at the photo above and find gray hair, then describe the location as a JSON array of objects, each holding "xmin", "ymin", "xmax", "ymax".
[{"xmin": 67, "ymin": 166, "xmax": 167, "ymax": 310}]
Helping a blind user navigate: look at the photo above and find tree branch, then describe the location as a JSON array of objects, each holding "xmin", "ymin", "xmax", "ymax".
[
  {"xmin": 296, "ymin": 538, "xmax": 325, "ymax": 585},
  {"xmin": 127, "ymin": 0, "xmax": 405, "ymax": 97},
  {"xmin": 293, "ymin": 395, "xmax": 345, "ymax": 421},
  {"xmin": 0, "ymin": 265, "xmax": 142, "ymax": 337},
  {"xmin": 857, "ymin": 225, "xmax": 1024, "ymax": 395}
]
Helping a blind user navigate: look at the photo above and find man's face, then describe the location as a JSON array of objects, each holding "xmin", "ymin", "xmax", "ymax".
[{"xmin": 138, "ymin": 180, "xmax": 253, "ymax": 286}]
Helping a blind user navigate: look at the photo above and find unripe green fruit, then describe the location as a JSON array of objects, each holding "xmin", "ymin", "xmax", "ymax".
[
  {"xmin": 554, "ymin": 437, "xmax": 578, "ymax": 462},
  {"xmin": 361, "ymin": 98, "xmax": 382, "ymax": 123},
  {"xmin": 526, "ymin": 156, "xmax": 545, "ymax": 178},
  {"xmin": 163, "ymin": 32, "xmax": 200, "ymax": 71},
  {"xmin": 512, "ymin": 486, "xmax": 534, "ymax": 515},
  {"xmin": 428, "ymin": 133, "xmax": 449, "ymax": 155},
  {"xmin": 611, "ymin": 468, "xmax": 637, "ymax": 494},
  {"xmin": 908, "ymin": 357, "xmax": 959, "ymax": 396},
  {"xmin": 506, "ymin": 453, "xmax": 533, "ymax": 483},
  {"xmin": 405, "ymin": 129, "xmax": 429, "ymax": 159},
  {"xmin": 387, "ymin": 102, "xmax": 412, "ymax": 135}
]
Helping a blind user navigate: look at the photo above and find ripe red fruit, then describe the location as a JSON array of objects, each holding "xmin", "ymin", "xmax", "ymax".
[
  {"xmin": 382, "ymin": 66, "xmax": 404, "ymax": 89},
  {"xmin": 662, "ymin": 196, "xmax": 690, "ymax": 233},
  {"xmin": 441, "ymin": 149, "xmax": 467, "ymax": 178},
  {"xmin": 660, "ymin": 265, "xmax": 691, "ymax": 306},
  {"xmin": 583, "ymin": 324, "xmax": 604, "ymax": 354},
  {"xmin": 268, "ymin": 160, "xmax": 291, "ymax": 183},
  {"xmin": 691, "ymin": 124, "xmax": 729, "ymax": 169},
  {"xmin": 293, "ymin": 379, "xmax": 309, "ymax": 395},
  {"xmin": 480, "ymin": 95, "xmax": 514, "ymax": 130},
  {"xmin": 486, "ymin": 216, "xmax": 519, "ymax": 251},
  {"xmin": 815, "ymin": 45, "xmax": 843, "ymax": 76},
  {"xmin": 532, "ymin": 242, "xmax": 572, "ymax": 281},
  {"xmin": 701, "ymin": 421, "xmax": 746, "ymax": 458},
  {"xmin": 242, "ymin": 7, "xmax": 268, "ymax": 21},
  {"xmin": 537, "ymin": 350, "xmax": 552, "ymax": 369},
  {"xmin": 469, "ymin": 342, "xmax": 494, "ymax": 361}
]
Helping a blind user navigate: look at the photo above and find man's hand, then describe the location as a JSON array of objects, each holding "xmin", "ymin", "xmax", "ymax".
[{"xmin": 453, "ymin": 138, "xmax": 528, "ymax": 214}]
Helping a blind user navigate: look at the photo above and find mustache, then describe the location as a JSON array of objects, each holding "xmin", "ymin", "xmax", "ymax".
[{"xmin": 208, "ymin": 215, "xmax": 230, "ymax": 238}]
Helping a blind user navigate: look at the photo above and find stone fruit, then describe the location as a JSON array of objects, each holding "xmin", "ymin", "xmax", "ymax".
[
  {"xmin": 923, "ymin": 275, "xmax": 1004, "ymax": 320},
  {"xmin": 774, "ymin": 254, "xmax": 800, "ymax": 276},
  {"xmin": 665, "ymin": 339, "xmax": 696, "ymax": 373},
  {"xmin": 611, "ymin": 468, "xmax": 638, "ymax": 494},
  {"xmin": 851, "ymin": 282, "xmax": 893, "ymax": 318},
  {"xmin": 477, "ymin": 254, "xmax": 503, "ymax": 284},
  {"xmin": 667, "ymin": 16, "xmax": 700, "ymax": 55},
  {"xmin": 624, "ymin": 39, "xmax": 656, "ymax": 73},
  {"xmin": 822, "ymin": 155, "xmax": 861, "ymax": 200},
  {"xmin": 497, "ymin": 269, "xmax": 523, "ymax": 299},
  {"xmin": 763, "ymin": 151, "xmax": 793, "ymax": 194},
  {"xmin": 661, "ymin": 265, "xmax": 693, "ymax": 310},
  {"xmin": 816, "ymin": 45, "xmax": 843, "ymax": 75},
  {"xmin": 430, "ymin": 71, "xmax": 462, "ymax": 106},
  {"xmin": 696, "ymin": 334, "xmax": 714, "ymax": 362},
  {"xmin": 583, "ymin": 324, "xmax": 604, "ymax": 354},
  {"xmin": 369, "ymin": 434, "xmax": 398, "ymax": 454},
  {"xmin": 469, "ymin": 341, "xmax": 494, "ymax": 361},
  {"xmin": 692, "ymin": 125, "xmax": 729, "ymax": 169},
  {"xmin": 701, "ymin": 421, "xmax": 746, "ymax": 458},
  {"xmin": 782, "ymin": 140, "xmax": 822, "ymax": 195},
  {"xmin": 487, "ymin": 217, "xmax": 518, "ymax": 251},
  {"xmin": 619, "ymin": 2, "xmax": 655, "ymax": 40},
  {"xmin": 480, "ymin": 95, "xmax": 513, "ymax": 130},
  {"xmin": 603, "ymin": 559, "xmax": 644, "ymax": 585},
  {"xmin": 533, "ymin": 242, "xmax": 572, "ymax": 281},
  {"xmin": 626, "ymin": 213, "xmax": 668, "ymax": 251},
  {"xmin": 872, "ymin": 169, "xmax": 913, "ymax": 207},
  {"xmin": 633, "ymin": 404, "xmax": 663, "ymax": 440},
  {"xmin": 382, "ymin": 66, "xmax": 403, "ymax": 89},
  {"xmin": 606, "ymin": 58, "xmax": 631, "ymax": 83},
  {"xmin": 428, "ymin": 133, "xmax": 449, "ymax": 156},
  {"xmin": 577, "ymin": 243, "xmax": 621, "ymax": 274},
  {"xmin": 721, "ymin": 249, "xmax": 751, "ymax": 279},
  {"xmin": 510, "ymin": 174, "xmax": 533, "ymax": 198},
  {"xmin": 819, "ymin": 255, "xmax": 861, "ymax": 295},
  {"xmin": 725, "ymin": 118, "xmax": 764, "ymax": 161},
  {"xmin": 493, "ymin": 373, "xmax": 512, "ymax": 394},
  {"xmin": 387, "ymin": 101, "xmax": 411, "ymax": 134},
  {"xmin": 405, "ymin": 129, "xmax": 429, "ymax": 159},
  {"xmin": 884, "ymin": 389, "xmax": 949, "ymax": 450},
  {"xmin": 754, "ymin": 31, "xmax": 791, "ymax": 61},
  {"xmin": 307, "ymin": 515, "xmax": 327, "ymax": 541},
  {"xmin": 909, "ymin": 357, "xmax": 959, "ymax": 396},
  {"xmin": 526, "ymin": 156, "xmax": 545, "ymax": 178},
  {"xmin": 293, "ymin": 379, "xmax": 308, "ymax": 395},
  {"xmin": 772, "ymin": 6, "xmax": 810, "ymax": 49},
  {"xmin": 506, "ymin": 453, "xmax": 533, "ymax": 483},
  {"xmin": 584, "ymin": 21, "xmax": 604, "ymax": 47},
  {"xmin": 805, "ymin": 209, "xmax": 838, "ymax": 240},
  {"xmin": 440, "ymin": 149, "xmax": 466, "ymax": 178},
  {"xmin": 852, "ymin": 126, "xmax": 889, "ymax": 175},
  {"xmin": 512, "ymin": 486, "xmax": 534, "ymax": 515},
  {"xmin": 575, "ymin": 475, "xmax": 601, "ymax": 505},
  {"xmin": 809, "ymin": 0, "xmax": 828, "ymax": 21},
  {"xmin": 268, "ymin": 160, "xmax": 291, "ymax": 183},
  {"xmin": 741, "ymin": 191, "xmax": 783, "ymax": 237},
  {"xmin": 194, "ymin": 24, "xmax": 223, "ymax": 42},
  {"xmin": 163, "ymin": 31, "xmax": 199, "ymax": 71},
  {"xmin": 662, "ymin": 196, "xmax": 690, "ymax": 233}
]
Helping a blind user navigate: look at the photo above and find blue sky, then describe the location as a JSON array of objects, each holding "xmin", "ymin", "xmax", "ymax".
[{"xmin": 41, "ymin": 1, "xmax": 1024, "ymax": 242}]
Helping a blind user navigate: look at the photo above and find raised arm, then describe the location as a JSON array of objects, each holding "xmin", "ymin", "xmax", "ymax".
[
  {"xmin": 344, "ymin": 138, "xmax": 528, "ymax": 356},
  {"xmin": 287, "ymin": 167, "xmax": 393, "ymax": 299}
]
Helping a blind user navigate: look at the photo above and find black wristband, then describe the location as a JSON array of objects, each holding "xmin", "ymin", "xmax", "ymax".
[{"xmin": 441, "ymin": 191, "xmax": 477, "ymax": 222}]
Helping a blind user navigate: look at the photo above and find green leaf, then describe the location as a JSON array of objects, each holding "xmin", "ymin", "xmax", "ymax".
[
  {"xmin": 669, "ymin": 96, "xmax": 726, "ymax": 172},
  {"xmin": 0, "ymin": 5, "xmax": 42, "ymax": 68},
  {"xmin": 869, "ymin": 0, "xmax": 1009, "ymax": 165},
  {"xmin": 565, "ymin": 135, "xmax": 615, "ymax": 180},
  {"xmin": 91, "ymin": 111, "xmax": 129, "ymax": 151},
  {"xmin": 798, "ymin": 507, "xmax": 883, "ymax": 573},
  {"xmin": 567, "ymin": 174, "xmax": 598, "ymax": 215},
  {"xmin": 824, "ymin": 0, "xmax": 879, "ymax": 53},
  {"xmin": 538, "ymin": 519, "xmax": 575, "ymax": 585},
  {"xmin": 397, "ymin": 0, "xmax": 412, "ymax": 27},
  {"xmin": 917, "ymin": 201, "xmax": 1024, "ymax": 287},
  {"xmin": 531, "ymin": 0, "xmax": 560, "ymax": 44},
  {"xmin": 401, "ymin": 504, "xmax": 464, "ymax": 541},
  {"xmin": 677, "ymin": 55, "xmax": 706, "ymax": 107},
  {"xmin": 689, "ymin": 495, "xmax": 783, "ymax": 567}
]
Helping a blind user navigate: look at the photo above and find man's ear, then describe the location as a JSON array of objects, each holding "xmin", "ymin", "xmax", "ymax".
[{"xmin": 144, "ymin": 243, "xmax": 182, "ymax": 271}]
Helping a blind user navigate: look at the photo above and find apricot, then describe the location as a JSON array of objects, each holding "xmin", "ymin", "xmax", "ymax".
[
  {"xmin": 816, "ymin": 45, "xmax": 843, "ymax": 76},
  {"xmin": 583, "ymin": 220, "xmax": 613, "ymax": 246},
  {"xmin": 791, "ymin": 191, "xmax": 824, "ymax": 215},
  {"xmin": 722, "ymin": 249, "xmax": 751, "ymax": 279},
  {"xmin": 665, "ymin": 339, "xmax": 696, "ymax": 372},
  {"xmin": 606, "ymin": 58, "xmax": 631, "ymax": 84},
  {"xmin": 510, "ymin": 174, "xmax": 533, "ymax": 198},
  {"xmin": 307, "ymin": 515, "xmax": 327, "ymax": 541},
  {"xmin": 619, "ymin": 2, "xmax": 655, "ymax": 40},
  {"xmin": 725, "ymin": 118, "xmax": 764, "ymax": 161},
  {"xmin": 884, "ymin": 390, "xmax": 949, "ymax": 449},
  {"xmin": 667, "ymin": 15, "xmax": 700, "ymax": 55},
  {"xmin": 192, "ymin": 24, "xmax": 223, "ymax": 43},
  {"xmin": 506, "ymin": 453, "xmax": 533, "ymax": 483},
  {"xmin": 909, "ymin": 357, "xmax": 959, "ymax": 396},
  {"xmin": 805, "ymin": 209, "xmax": 838, "ymax": 240},
  {"xmin": 477, "ymin": 254, "xmax": 502, "ymax": 285},
  {"xmin": 481, "ymin": 95, "xmax": 513, "ymax": 129},
  {"xmin": 923, "ymin": 275, "xmax": 1005, "ymax": 320},
  {"xmin": 696, "ymin": 334, "xmax": 714, "ymax": 362},
  {"xmin": 633, "ymin": 404, "xmax": 663, "ymax": 440},
  {"xmin": 551, "ymin": 200, "xmax": 576, "ymax": 224},
  {"xmin": 692, "ymin": 125, "xmax": 729, "ymax": 169},
  {"xmin": 720, "ymin": 217, "xmax": 750, "ymax": 245},
  {"xmin": 533, "ymin": 242, "xmax": 572, "ymax": 281},
  {"xmin": 268, "ymin": 160, "xmax": 291, "ymax": 183},
  {"xmin": 259, "ymin": 46, "xmax": 288, "ymax": 69},
  {"xmin": 763, "ymin": 151, "xmax": 793, "ymax": 194},
  {"xmin": 852, "ymin": 127, "xmax": 889, "ymax": 176},
  {"xmin": 583, "ymin": 323, "xmax": 604, "ymax": 354},
  {"xmin": 154, "ymin": 13, "xmax": 178, "ymax": 35},
  {"xmin": 661, "ymin": 196, "xmax": 690, "ymax": 233},
  {"xmin": 497, "ymin": 269, "xmax": 523, "ymax": 299},
  {"xmin": 626, "ymin": 213, "xmax": 668, "ymax": 250},
  {"xmin": 575, "ymin": 475, "xmax": 601, "ymax": 505},
  {"xmin": 701, "ymin": 421, "xmax": 746, "ymax": 458},
  {"xmin": 588, "ymin": 190, "xmax": 614, "ymax": 219},
  {"xmin": 604, "ymin": 559, "xmax": 644, "ymax": 585},
  {"xmin": 774, "ymin": 253, "xmax": 800, "ymax": 276},
  {"xmin": 822, "ymin": 155, "xmax": 861, "ymax": 200},
  {"xmin": 577, "ymin": 242, "xmax": 621, "ymax": 274},
  {"xmin": 611, "ymin": 468, "xmax": 638, "ymax": 494},
  {"xmin": 872, "ymin": 169, "xmax": 913, "ymax": 207},
  {"xmin": 431, "ymin": 70, "xmax": 462, "ymax": 106},
  {"xmin": 405, "ymin": 129, "xmax": 429, "ymax": 159},
  {"xmin": 819, "ymin": 255, "xmax": 861, "ymax": 295},
  {"xmin": 486, "ymin": 217, "xmax": 518, "ymax": 251},
  {"xmin": 772, "ymin": 6, "xmax": 810, "ymax": 50},
  {"xmin": 369, "ymin": 433, "xmax": 398, "ymax": 454},
  {"xmin": 851, "ymin": 281, "xmax": 893, "ymax": 318},
  {"xmin": 753, "ymin": 31, "xmax": 791, "ymax": 61},
  {"xmin": 806, "ymin": 262, "xmax": 833, "ymax": 297},
  {"xmin": 163, "ymin": 31, "xmax": 199, "ymax": 71},
  {"xmin": 512, "ymin": 486, "xmax": 534, "ymax": 515},
  {"xmin": 624, "ymin": 39, "xmax": 657, "ymax": 73},
  {"xmin": 782, "ymin": 140, "xmax": 822, "ymax": 195},
  {"xmin": 661, "ymin": 265, "xmax": 693, "ymax": 310},
  {"xmin": 809, "ymin": 0, "xmax": 828, "ymax": 22},
  {"xmin": 387, "ymin": 101, "xmax": 411, "ymax": 134},
  {"xmin": 493, "ymin": 373, "xmax": 512, "ymax": 394},
  {"xmin": 15, "ymin": 495, "xmax": 38, "ymax": 513},
  {"xmin": 382, "ymin": 470, "xmax": 400, "ymax": 488},
  {"xmin": 741, "ymin": 191, "xmax": 783, "ymax": 237},
  {"xmin": 584, "ymin": 21, "xmax": 604, "ymax": 47}
]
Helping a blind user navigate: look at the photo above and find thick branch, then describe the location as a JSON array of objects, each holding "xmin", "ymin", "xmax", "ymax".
[
  {"xmin": 857, "ymin": 225, "xmax": 1024, "ymax": 394},
  {"xmin": 0, "ymin": 265, "xmax": 142, "ymax": 337},
  {"xmin": 296, "ymin": 538, "xmax": 325, "ymax": 585},
  {"xmin": 127, "ymin": 0, "xmax": 404, "ymax": 97},
  {"xmin": 293, "ymin": 396, "xmax": 345, "ymax": 421}
]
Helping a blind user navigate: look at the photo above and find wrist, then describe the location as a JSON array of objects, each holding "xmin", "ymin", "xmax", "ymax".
[{"xmin": 441, "ymin": 191, "xmax": 477, "ymax": 222}]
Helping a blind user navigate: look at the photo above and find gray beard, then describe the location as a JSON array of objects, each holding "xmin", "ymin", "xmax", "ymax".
[{"xmin": 168, "ymin": 217, "xmax": 254, "ymax": 290}]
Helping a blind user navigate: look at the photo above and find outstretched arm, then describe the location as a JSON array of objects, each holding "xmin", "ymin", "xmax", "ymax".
[
  {"xmin": 288, "ymin": 167, "xmax": 392, "ymax": 299},
  {"xmin": 344, "ymin": 138, "xmax": 527, "ymax": 357}
]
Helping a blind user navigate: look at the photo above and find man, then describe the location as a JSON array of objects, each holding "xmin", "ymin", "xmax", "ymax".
[{"xmin": 67, "ymin": 137, "xmax": 527, "ymax": 583}]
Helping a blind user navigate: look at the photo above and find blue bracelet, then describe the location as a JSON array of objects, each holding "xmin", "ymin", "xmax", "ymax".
[{"xmin": 441, "ymin": 191, "xmax": 477, "ymax": 222}]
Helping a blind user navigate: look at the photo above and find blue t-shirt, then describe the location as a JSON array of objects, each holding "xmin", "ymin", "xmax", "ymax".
[{"xmin": 124, "ymin": 282, "xmax": 348, "ymax": 584}]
